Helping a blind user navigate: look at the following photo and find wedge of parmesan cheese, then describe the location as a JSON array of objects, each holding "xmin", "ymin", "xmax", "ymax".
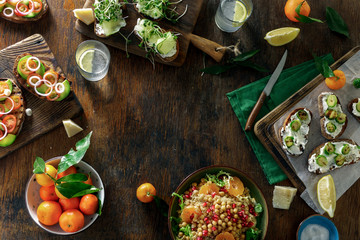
[
  {"xmin": 62, "ymin": 119, "xmax": 83, "ymax": 138},
  {"xmin": 272, "ymin": 186, "xmax": 297, "ymax": 210},
  {"xmin": 73, "ymin": 8, "xmax": 95, "ymax": 25}
]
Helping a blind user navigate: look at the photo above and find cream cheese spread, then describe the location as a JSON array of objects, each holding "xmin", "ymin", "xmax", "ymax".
[{"xmin": 352, "ymin": 98, "xmax": 360, "ymax": 117}]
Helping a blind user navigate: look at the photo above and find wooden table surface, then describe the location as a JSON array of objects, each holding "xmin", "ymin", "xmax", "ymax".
[{"xmin": 1, "ymin": 0, "xmax": 360, "ymax": 239}]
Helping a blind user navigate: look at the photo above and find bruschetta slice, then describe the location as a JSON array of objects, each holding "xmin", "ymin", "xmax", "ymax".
[
  {"xmin": 308, "ymin": 139, "xmax": 360, "ymax": 174},
  {"xmin": 318, "ymin": 92, "xmax": 347, "ymax": 140},
  {"xmin": 0, "ymin": 78, "xmax": 25, "ymax": 147},
  {"xmin": 13, "ymin": 53, "xmax": 71, "ymax": 102},
  {"xmin": 279, "ymin": 108, "xmax": 312, "ymax": 156},
  {"xmin": 348, "ymin": 98, "xmax": 360, "ymax": 123},
  {"xmin": 0, "ymin": 0, "xmax": 48, "ymax": 23},
  {"xmin": 134, "ymin": 18, "xmax": 179, "ymax": 62}
]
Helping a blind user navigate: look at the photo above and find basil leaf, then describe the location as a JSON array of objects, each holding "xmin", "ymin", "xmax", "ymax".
[
  {"xmin": 56, "ymin": 173, "xmax": 88, "ymax": 184},
  {"xmin": 33, "ymin": 157, "xmax": 45, "ymax": 174},
  {"xmin": 313, "ymin": 53, "xmax": 335, "ymax": 78},
  {"xmin": 58, "ymin": 132, "xmax": 93, "ymax": 174},
  {"xmin": 326, "ymin": 7, "xmax": 349, "ymax": 38},
  {"xmin": 231, "ymin": 49, "xmax": 260, "ymax": 62},
  {"xmin": 201, "ymin": 65, "xmax": 235, "ymax": 75},
  {"xmin": 295, "ymin": 2, "xmax": 323, "ymax": 23},
  {"xmin": 153, "ymin": 195, "xmax": 169, "ymax": 217},
  {"xmin": 56, "ymin": 182, "xmax": 99, "ymax": 198}
]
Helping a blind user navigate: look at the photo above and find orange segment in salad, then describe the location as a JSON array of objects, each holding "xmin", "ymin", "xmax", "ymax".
[
  {"xmin": 215, "ymin": 232, "xmax": 236, "ymax": 240},
  {"xmin": 227, "ymin": 177, "xmax": 245, "ymax": 197},
  {"xmin": 180, "ymin": 206, "xmax": 201, "ymax": 223},
  {"xmin": 199, "ymin": 182, "xmax": 220, "ymax": 195}
]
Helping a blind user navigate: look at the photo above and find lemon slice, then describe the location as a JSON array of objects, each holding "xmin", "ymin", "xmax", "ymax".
[
  {"xmin": 317, "ymin": 175, "xmax": 336, "ymax": 218},
  {"xmin": 233, "ymin": 1, "xmax": 247, "ymax": 27},
  {"xmin": 264, "ymin": 27, "xmax": 300, "ymax": 46},
  {"xmin": 79, "ymin": 50, "xmax": 95, "ymax": 72}
]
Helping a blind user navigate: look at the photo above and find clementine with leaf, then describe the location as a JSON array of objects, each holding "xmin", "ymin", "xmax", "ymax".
[
  {"xmin": 325, "ymin": 69, "xmax": 346, "ymax": 90},
  {"xmin": 284, "ymin": 0, "xmax": 310, "ymax": 22}
]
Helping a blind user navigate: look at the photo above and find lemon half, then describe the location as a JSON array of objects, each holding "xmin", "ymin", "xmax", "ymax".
[
  {"xmin": 317, "ymin": 174, "xmax": 336, "ymax": 218},
  {"xmin": 264, "ymin": 27, "xmax": 300, "ymax": 46}
]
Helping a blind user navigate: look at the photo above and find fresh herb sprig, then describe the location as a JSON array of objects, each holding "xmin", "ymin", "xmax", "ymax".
[
  {"xmin": 93, "ymin": 0, "xmax": 125, "ymax": 24},
  {"xmin": 201, "ymin": 49, "xmax": 269, "ymax": 75},
  {"xmin": 33, "ymin": 132, "xmax": 102, "ymax": 202},
  {"xmin": 295, "ymin": 2, "xmax": 349, "ymax": 38}
]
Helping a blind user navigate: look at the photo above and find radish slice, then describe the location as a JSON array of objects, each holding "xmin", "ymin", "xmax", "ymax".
[
  {"xmin": 28, "ymin": 75, "xmax": 42, "ymax": 87},
  {"xmin": 55, "ymin": 82, "xmax": 65, "ymax": 94},
  {"xmin": 3, "ymin": 7, "xmax": 14, "ymax": 17},
  {"xmin": 0, "ymin": 122, "xmax": 8, "ymax": 141},
  {"xmin": 26, "ymin": 56, "xmax": 41, "ymax": 72},
  {"xmin": 0, "ymin": 97, "xmax": 14, "ymax": 115},
  {"xmin": 16, "ymin": 0, "xmax": 34, "ymax": 16},
  {"xmin": 43, "ymin": 72, "xmax": 58, "ymax": 86},
  {"xmin": 34, "ymin": 80, "xmax": 52, "ymax": 97}
]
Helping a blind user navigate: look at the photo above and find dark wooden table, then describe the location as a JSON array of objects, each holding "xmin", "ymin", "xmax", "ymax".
[{"xmin": 1, "ymin": 0, "xmax": 360, "ymax": 239}]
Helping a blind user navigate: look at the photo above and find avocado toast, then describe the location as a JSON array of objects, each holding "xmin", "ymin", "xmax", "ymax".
[
  {"xmin": 308, "ymin": 139, "xmax": 360, "ymax": 174},
  {"xmin": 348, "ymin": 98, "xmax": 360, "ymax": 123},
  {"xmin": 318, "ymin": 92, "xmax": 348, "ymax": 140},
  {"xmin": 13, "ymin": 53, "xmax": 71, "ymax": 101},
  {"xmin": 0, "ymin": 0, "xmax": 48, "ymax": 23},
  {"xmin": 0, "ymin": 78, "xmax": 25, "ymax": 147},
  {"xmin": 279, "ymin": 108, "xmax": 312, "ymax": 156}
]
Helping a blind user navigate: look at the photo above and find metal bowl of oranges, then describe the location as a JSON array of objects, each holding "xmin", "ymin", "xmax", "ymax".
[{"xmin": 25, "ymin": 156, "xmax": 105, "ymax": 235}]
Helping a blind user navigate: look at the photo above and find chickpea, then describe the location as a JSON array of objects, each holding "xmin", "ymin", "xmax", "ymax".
[
  {"xmin": 233, "ymin": 208, "xmax": 238, "ymax": 213},
  {"xmin": 181, "ymin": 222, "xmax": 187, "ymax": 227},
  {"xmin": 213, "ymin": 230, "xmax": 218, "ymax": 235},
  {"xmin": 228, "ymin": 226, "xmax": 233, "ymax": 231},
  {"xmin": 202, "ymin": 225, "xmax": 207, "ymax": 230},
  {"xmin": 219, "ymin": 191, "xmax": 225, "ymax": 196},
  {"xmin": 222, "ymin": 223, "xmax": 226, "ymax": 228},
  {"xmin": 221, "ymin": 206, "xmax": 226, "ymax": 211},
  {"xmin": 224, "ymin": 218, "xmax": 229, "ymax": 223},
  {"xmin": 197, "ymin": 232, "xmax": 203, "ymax": 237},
  {"xmin": 212, "ymin": 221, "xmax": 217, "ymax": 225},
  {"xmin": 226, "ymin": 204, "xmax": 231, "ymax": 209},
  {"xmin": 227, "ymin": 221, "xmax": 232, "ymax": 226},
  {"xmin": 214, "ymin": 209, "xmax": 220, "ymax": 214},
  {"xmin": 220, "ymin": 214, "xmax": 225, "ymax": 219},
  {"xmin": 199, "ymin": 219, "xmax": 204, "ymax": 223},
  {"xmin": 178, "ymin": 232, "xmax": 184, "ymax": 237},
  {"xmin": 218, "ymin": 220, "xmax": 222, "ymax": 225},
  {"xmin": 207, "ymin": 224, "xmax": 212, "ymax": 228},
  {"xmin": 215, "ymin": 204, "xmax": 220, "ymax": 209},
  {"xmin": 234, "ymin": 214, "xmax": 239, "ymax": 219},
  {"xmin": 221, "ymin": 201, "xmax": 226, "ymax": 206}
]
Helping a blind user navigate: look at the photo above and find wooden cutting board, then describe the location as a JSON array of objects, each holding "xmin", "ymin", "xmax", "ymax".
[
  {"xmin": 75, "ymin": 0, "xmax": 225, "ymax": 67},
  {"xmin": 0, "ymin": 34, "xmax": 83, "ymax": 159}
]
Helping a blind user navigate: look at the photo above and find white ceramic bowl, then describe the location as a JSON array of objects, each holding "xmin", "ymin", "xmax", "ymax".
[{"xmin": 25, "ymin": 156, "xmax": 105, "ymax": 235}]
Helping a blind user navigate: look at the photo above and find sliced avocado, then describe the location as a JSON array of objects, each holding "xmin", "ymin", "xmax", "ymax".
[
  {"xmin": 0, "ymin": 79, "xmax": 13, "ymax": 101},
  {"xmin": 0, "ymin": 6, "xmax": 4, "ymax": 12},
  {"xmin": 284, "ymin": 136, "xmax": 294, "ymax": 148},
  {"xmin": 356, "ymin": 102, "xmax": 360, "ymax": 112},
  {"xmin": 335, "ymin": 154, "xmax": 345, "ymax": 166},
  {"xmin": 23, "ymin": 11, "xmax": 40, "ymax": 18},
  {"xmin": 297, "ymin": 110, "xmax": 308, "ymax": 121},
  {"xmin": 326, "ymin": 95, "xmax": 337, "ymax": 107},
  {"xmin": 324, "ymin": 142, "xmax": 335, "ymax": 155},
  {"xmin": 335, "ymin": 113, "xmax": 346, "ymax": 124},
  {"xmin": 290, "ymin": 120, "xmax": 301, "ymax": 132},
  {"xmin": 17, "ymin": 55, "xmax": 46, "ymax": 80},
  {"xmin": 316, "ymin": 155, "xmax": 328, "ymax": 167},
  {"xmin": 55, "ymin": 80, "xmax": 71, "ymax": 101},
  {"xmin": 36, "ymin": 84, "xmax": 49, "ymax": 94},
  {"xmin": 0, "ymin": 134, "xmax": 16, "ymax": 147},
  {"xmin": 326, "ymin": 122, "xmax": 336, "ymax": 133},
  {"xmin": 342, "ymin": 144, "xmax": 350, "ymax": 155}
]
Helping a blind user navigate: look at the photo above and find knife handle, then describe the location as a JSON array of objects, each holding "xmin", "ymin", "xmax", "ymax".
[{"xmin": 245, "ymin": 91, "xmax": 267, "ymax": 131}]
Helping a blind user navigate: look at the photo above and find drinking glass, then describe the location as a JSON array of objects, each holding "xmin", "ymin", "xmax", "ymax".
[
  {"xmin": 215, "ymin": 0, "xmax": 253, "ymax": 33},
  {"xmin": 75, "ymin": 40, "xmax": 110, "ymax": 81}
]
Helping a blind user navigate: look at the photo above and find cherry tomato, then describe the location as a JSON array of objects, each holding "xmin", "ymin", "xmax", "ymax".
[
  {"xmin": 30, "ymin": 0, "xmax": 43, "ymax": 13},
  {"xmin": 2, "ymin": 115, "xmax": 17, "ymax": 133},
  {"xmin": 46, "ymin": 88, "xmax": 60, "ymax": 101},
  {"xmin": 4, "ymin": 98, "xmax": 14, "ymax": 111},
  {"xmin": 0, "ymin": 104, "xmax": 4, "ymax": 117},
  {"xmin": 10, "ymin": 95, "xmax": 22, "ymax": 110},
  {"xmin": 0, "ymin": 82, "xmax": 10, "ymax": 96},
  {"xmin": 27, "ymin": 73, "xmax": 42, "ymax": 86},
  {"xmin": 43, "ymin": 70, "xmax": 59, "ymax": 85}
]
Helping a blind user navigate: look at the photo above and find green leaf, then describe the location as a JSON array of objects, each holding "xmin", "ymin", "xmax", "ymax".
[
  {"xmin": 201, "ymin": 65, "xmax": 235, "ymax": 75},
  {"xmin": 56, "ymin": 182, "xmax": 100, "ymax": 198},
  {"xmin": 33, "ymin": 157, "xmax": 45, "ymax": 174},
  {"xmin": 246, "ymin": 228, "xmax": 262, "ymax": 240},
  {"xmin": 97, "ymin": 195, "xmax": 103, "ymax": 216},
  {"xmin": 170, "ymin": 216, "xmax": 181, "ymax": 235},
  {"xmin": 171, "ymin": 192, "xmax": 184, "ymax": 211},
  {"xmin": 353, "ymin": 78, "xmax": 360, "ymax": 88},
  {"xmin": 312, "ymin": 53, "xmax": 335, "ymax": 78},
  {"xmin": 295, "ymin": 2, "xmax": 323, "ymax": 23},
  {"xmin": 179, "ymin": 224, "xmax": 192, "ymax": 237},
  {"xmin": 56, "ymin": 173, "xmax": 88, "ymax": 184},
  {"xmin": 326, "ymin": 7, "xmax": 349, "ymax": 38},
  {"xmin": 153, "ymin": 195, "xmax": 169, "ymax": 217},
  {"xmin": 231, "ymin": 49, "xmax": 260, "ymax": 62},
  {"xmin": 255, "ymin": 203, "xmax": 263, "ymax": 213},
  {"xmin": 58, "ymin": 131, "xmax": 93, "ymax": 174}
]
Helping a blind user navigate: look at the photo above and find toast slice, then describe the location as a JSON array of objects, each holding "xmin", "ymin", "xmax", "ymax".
[
  {"xmin": 0, "ymin": 78, "xmax": 26, "ymax": 147},
  {"xmin": 279, "ymin": 108, "xmax": 312, "ymax": 156},
  {"xmin": 308, "ymin": 139, "xmax": 360, "ymax": 174},
  {"xmin": 0, "ymin": 0, "xmax": 48, "ymax": 24},
  {"xmin": 318, "ymin": 92, "xmax": 348, "ymax": 140},
  {"xmin": 348, "ymin": 98, "xmax": 360, "ymax": 123},
  {"xmin": 13, "ymin": 53, "xmax": 71, "ymax": 101}
]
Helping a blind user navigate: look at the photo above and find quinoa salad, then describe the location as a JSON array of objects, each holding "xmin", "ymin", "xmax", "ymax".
[{"xmin": 171, "ymin": 171, "xmax": 263, "ymax": 240}]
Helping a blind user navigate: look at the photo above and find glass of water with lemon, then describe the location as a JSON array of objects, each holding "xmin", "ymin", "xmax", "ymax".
[
  {"xmin": 75, "ymin": 40, "xmax": 110, "ymax": 81},
  {"xmin": 215, "ymin": 0, "xmax": 253, "ymax": 33}
]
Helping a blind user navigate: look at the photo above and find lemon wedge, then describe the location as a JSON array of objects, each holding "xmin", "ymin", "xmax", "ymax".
[
  {"xmin": 233, "ymin": 1, "xmax": 247, "ymax": 27},
  {"xmin": 73, "ymin": 8, "xmax": 95, "ymax": 25},
  {"xmin": 264, "ymin": 27, "xmax": 300, "ymax": 46},
  {"xmin": 317, "ymin": 175, "xmax": 336, "ymax": 218}
]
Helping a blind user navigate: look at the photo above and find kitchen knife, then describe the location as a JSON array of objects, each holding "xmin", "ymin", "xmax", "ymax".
[{"xmin": 244, "ymin": 50, "xmax": 288, "ymax": 131}]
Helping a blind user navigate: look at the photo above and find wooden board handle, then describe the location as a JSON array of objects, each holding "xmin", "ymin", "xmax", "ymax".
[
  {"xmin": 245, "ymin": 91, "xmax": 267, "ymax": 131},
  {"xmin": 189, "ymin": 33, "xmax": 225, "ymax": 62}
]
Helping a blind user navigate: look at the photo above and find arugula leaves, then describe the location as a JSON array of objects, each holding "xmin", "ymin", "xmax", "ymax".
[
  {"xmin": 206, "ymin": 170, "xmax": 232, "ymax": 187},
  {"xmin": 246, "ymin": 228, "xmax": 262, "ymax": 240},
  {"xmin": 171, "ymin": 192, "xmax": 184, "ymax": 210},
  {"xmin": 179, "ymin": 224, "xmax": 192, "ymax": 237},
  {"xmin": 201, "ymin": 49, "xmax": 269, "ymax": 75}
]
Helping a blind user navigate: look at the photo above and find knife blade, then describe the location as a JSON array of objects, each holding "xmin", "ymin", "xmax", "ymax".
[{"xmin": 244, "ymin": 50, "xmax": 288, "ymax": 131}]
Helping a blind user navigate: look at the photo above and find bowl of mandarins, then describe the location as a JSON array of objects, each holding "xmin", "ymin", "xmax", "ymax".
[
  {"xmin": 25, "ymin": 156, "xmax": 105, "ymax": 235},
  {"xmin": 168, "ymin": 166, "xmax": 268, "ymax": 240}
]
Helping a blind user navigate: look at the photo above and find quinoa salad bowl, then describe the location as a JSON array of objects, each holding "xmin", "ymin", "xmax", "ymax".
[{"xmin": 168, "ymin": 166, "xmax": 268, "ymax": 240}]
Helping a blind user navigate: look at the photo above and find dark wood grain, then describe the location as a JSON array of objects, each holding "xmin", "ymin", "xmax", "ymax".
[
  {"xmin": 0, "ymin": 34, "xmax": 83, "ymax": 159},
  {"xmin": 1, "ymin": 0, "xmax": 360, "ymax": 240}
]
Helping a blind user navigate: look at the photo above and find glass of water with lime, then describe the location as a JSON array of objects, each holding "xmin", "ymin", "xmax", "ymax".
[
  {"xmin": 75, "ymin": 40, "xmax": 110, "ymax": 81},
  {"xmin": 215, "ymin": 0, "xmax": 253, "ymax": 33}
]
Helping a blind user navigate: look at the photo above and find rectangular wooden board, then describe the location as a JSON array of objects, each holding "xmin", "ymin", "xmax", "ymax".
[
  {"xmin": 254, "ymin": 47, "xmax": 360, "ymax": 192},
  {"xmin": 0, "ymin": 34, "xmax": 83, "ymax": 159},
  {"xmin": 75, "ymin": 0, "xmax": 204, "ymax": 67}
]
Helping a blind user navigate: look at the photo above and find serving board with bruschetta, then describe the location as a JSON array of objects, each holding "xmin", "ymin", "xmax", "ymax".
[
  {"xmin": 0, "ymin": 34, "xmax": 83, "ymax": 159},
  {"xmin": 255, "ymin": 46, "xmax": 360, "ymax": 212}
]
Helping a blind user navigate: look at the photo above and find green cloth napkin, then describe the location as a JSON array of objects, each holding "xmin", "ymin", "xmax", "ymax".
[{"xmin": 227, "ymin": 54, "xmax": 334, "ymax": 184}]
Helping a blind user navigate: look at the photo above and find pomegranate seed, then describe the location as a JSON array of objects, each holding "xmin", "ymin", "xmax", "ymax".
[
  {"xmin": 207, "ymin": 209, "xmax": 211, "ymax": 213},
  {"xmin": 203, "ymin": 202, "xmax": 207, "ymax": 207},
  {"xmin": 227, "ymin": 216, "xmax": 231, "ymax": 220},
  {"xmin": 245, "ymin": 215, "xmax": 248, "ymax": 220},
  {"xmin": 212, "ymin": 226, "xmax": 217, "ymax": 231},
  {"xmin": 211, "ymin": 192, "xmax": 216, "ymax": 198},
  {"xmin": 247, "ymin": 222, "xmax": 254, "ymax": 227},
  {"xmin": 192, "ymin": 228, "xmax": 196, "ymax": 231},
  {"xmin": 213, "ymin": 214, "xmax": 219, "ymax": 218},
  {"xmin": 241, "ymin": 223, "xmax": 246, "ymax": 227},
  {"xmin": 232, "ymin": 218, "xmax": 238, "ymax": 223},
  {"xmin": 232, "ymin": 204, "xmax": 236, "ymax": 208},
  {"xmin": 206, "ymin": 220, "xmax": 210, "ymax": 224},
  {"xmin": 203, "ymin": 230, "xmax": 208, "ymax": 236},
  {"xmin": 197, "ymin": 238, "xmax": 203, "ymax": 240},
  {"xmin": 190, "ymin": 214, "xmax": 194, "ymax": 220},
  {"xmin": 204, "ymin": 217, "xmax": 209, "ymax": 222},
  {"xmin": 211, "ymin": 205, "xmax": 215, "ymax": 210},
  {"xmin": 241, "ymin": 204, "xmax": 245, "ymax": 208},
  {"xmin": 192, "ymin": 186, "xmax": 197, "ymax": 191},
  {"xmin": 185, "ymin": 194, "xmax": 190, "ymax": 198}
]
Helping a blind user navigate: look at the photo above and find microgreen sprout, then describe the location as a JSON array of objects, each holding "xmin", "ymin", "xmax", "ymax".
[{"xmin": 93, "ymin": 0, "xmax": 125, "ymax": 24}]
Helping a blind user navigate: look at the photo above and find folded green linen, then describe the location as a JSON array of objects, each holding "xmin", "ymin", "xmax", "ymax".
[{"xmin": 227, "ymin": 54, "xmax": 334, "ymax": 184}]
